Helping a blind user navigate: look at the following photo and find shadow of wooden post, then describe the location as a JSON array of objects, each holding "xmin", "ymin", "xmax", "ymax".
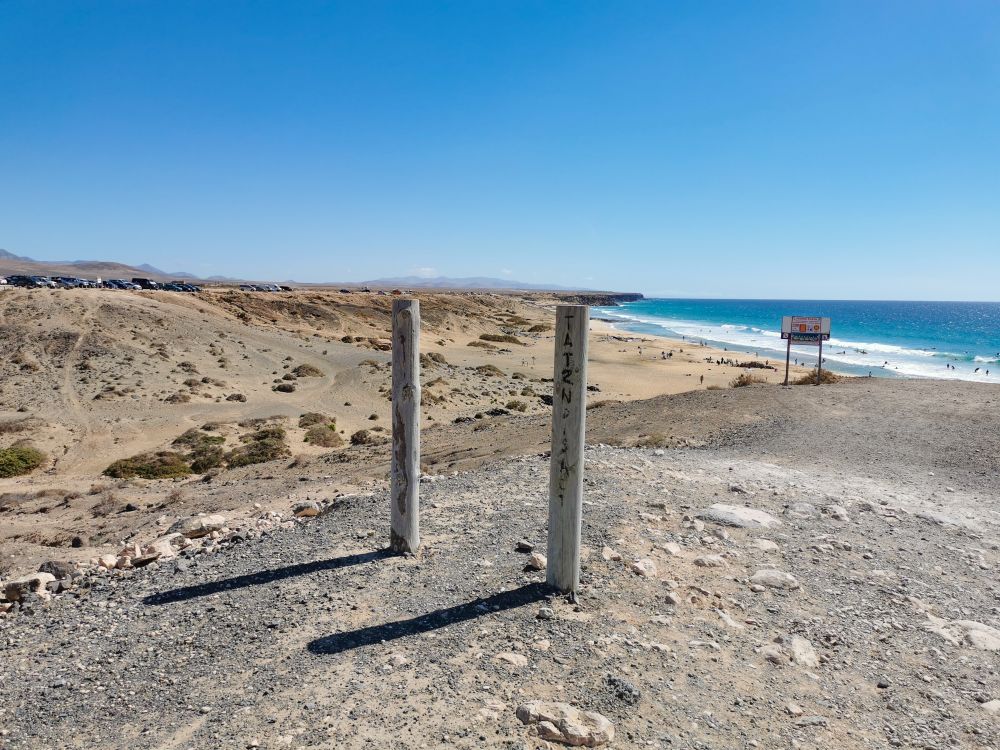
[
  {"xmin": 546, "ymin": 304, "xmax": 589, "ymax": 594},
  {"xmin": 391, "ymin": 298, "xmax": 420, "ymax": 553}
]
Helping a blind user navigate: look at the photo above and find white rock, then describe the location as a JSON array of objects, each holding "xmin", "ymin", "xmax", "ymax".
[
  {"xmin": 144, "ymin": 534, "xmax": 181, "ymax": 560},
  {"xmin": 758, "ymin": 643, "xmax": 788, "ymax": 665},
  {"xmin": 926, "ymin": 615, "xmax": 1000, "ymax": 651},
  {"xmin": 785, "ymin": 702, "xmax": 804, "ymax": 717},
  {"xmin": 98, "ymin": 554, "xmax": 119, "ymax": 570},
  {"xmin": 494, "ymin": 652, "xmax": 528, "ymax": 668},
  {"xmin": 631, "ymin": 558, "xmax": 657, "ymax": 577},
  {"xmin": 753, "ymin": 539, "xmax": 780, "ymax": 553},
  {"xmin": 601, "ymin": 546, "xmax": 621, "ymax": 562},
  {"xmin": 790, "ymin": 636, "xmax": 820, "ymax": 667},
  {"xmin": 168, "ymin": 514, "xmax": 227, "ymax": 539},
  {"xmin": 659, "ymin": 542, "xmax": 682, "ymax": 556},
  {"xmin": 750, "ymin": 569, "xmax": 800, "ymax": 590},
  {"xmin": 526, "ymin": 552, "xmax": 547, "ymax": 571},
  {"xmin": 516, "ymin": 701, "xmax": 614, "ymax": 747},
  {"xmin": 983, "ymin": 699, "xmax": 1000, "ymax": 714},
  {"xmin": 698, "ymin": 504, "xmax": 781, "ymax": 529},
  {"xmin": 825, "ymin": 504, "xmax": 849, "ymax": 521},
  {"xmin": 3, "ymin": 572, "xmax": 56, "ymax": 602},
  {"xmin": 693, "ymin": 555, "xmax": 726, "ymax": 568}
]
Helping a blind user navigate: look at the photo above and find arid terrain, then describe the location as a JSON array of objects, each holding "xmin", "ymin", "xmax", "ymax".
[
  {"xmin": 2, "ymin": 289, "xmax": 998, "ymax": 749},
  {"xmin": 0, "ymin": 287, "xmax": 804, "ymax": 577}
]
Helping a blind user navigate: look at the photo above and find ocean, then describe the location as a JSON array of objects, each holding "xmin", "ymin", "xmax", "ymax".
[{"xmin": 593, "ymin": 299, "xmax": 1000, "ymax": 382}]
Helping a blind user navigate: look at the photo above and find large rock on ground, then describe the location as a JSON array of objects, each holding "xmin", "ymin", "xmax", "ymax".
[
  {"xmin": 4, "ymin": 572, "xmax": 56, "ymax": 602},
  {"xmin": 926, "ymin": 615, "xmax": 1000, "ymax": 651},
  {"xmin": 516, "ymin": 701, "xmax": 614, "ymax": 747},
  {"xmin": 168, "ymin": 514, "xmax": 226, "ymax": 539},
  {"xmin": 697, "ymin": 504, "xmax": 781, "ymax": 529},
  {"xmin": 751, "ymin": 569, "xmax": 800, "ymax": 590}
]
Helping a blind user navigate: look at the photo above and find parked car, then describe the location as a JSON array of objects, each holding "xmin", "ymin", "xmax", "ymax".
[
  {"xmin": 131, "ymin": 278, "xmax": 160, "ymax": 289},
  {"xmin": 31, "ymin": 275, "xmax": 56, "ymax": 287},
  {"xmin": 53, "ymin": 276, "xmax": 82, "ymax": 288},
  {"xmin": 170, "ymin": 281, "xmax": 201, "ymax": 292}
]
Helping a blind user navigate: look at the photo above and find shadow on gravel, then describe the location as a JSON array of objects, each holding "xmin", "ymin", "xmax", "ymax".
[
  {"xmin": 306, "ymin": 581, "xmax": 552, "ymax": 656},
  {"xmin": 143, "ymin": 548, "xmax": 395, "ymax": 605}
]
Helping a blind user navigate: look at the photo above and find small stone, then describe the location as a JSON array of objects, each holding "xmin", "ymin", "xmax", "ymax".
[
  {"xmin": 293, "ymin": 501, "xmax": 320, "ymax": 518},
  {"xmin": 98, "ymin": 554, "xmax": 119, "ymax": 570},
  {"xmin": 515, "ymin": 540, "xmax": 534, "ymax": 553},
  {"xmin": 516, "ymin": 701, "xmax": 614, "ymax": 747},
  {"xmin": 752, "ymin": 539, "xmax": 780, "ymax": 553},
  {"xmin": 664, "ymin": 592, "xmax": 681, "ymax": 605},
  {"xmin": 659, "ymin": 542, "xmax": 682, "ymax": 556},
  {"xmin": 982, "ymin": 700, "xmax": 1000, "ymax": 714},
  {"xmin": 38, "ymin": 560, "xmax": 75, "ymax": 579},
  {"xmin": 697, "ymin": 504, "xmax": 781, "ymax": 529},
  {"xmin": 495, "ymin": 652, "xmax": 528, "ymax": 668},
  {"xmin": 877, "ymin": 678, "xmax": 890, "ymax": 689},
  {"xmin": 526, "ymin": 552, "xmax": 547, "ymax": 571},
  {"xmin": 785, "ymin": 702, "xmax": 804, "ymax": 717},
  {"xmin": 3, "ymin": 572, "xmax": 57, "ymax": 602},
  {"xmin": 790, "ymin": 637, "xmax": 819, "ymax": 668},
  {"xmin": 825, "ymin": 504, "xmax": 849, "ymax": 521},
  {"xmin": 750, "ymin": 569, "xmax": 800, "ymax": 590},
  {"xmin": 631, "ymin": 558, "xmax": 657, "ymax": 577},
  {"xmin": 168, "ymin": 514, "xmax": 227, "ymax": 539},
  {"xmin": 537, "ymin": 606, "xmax": 555, "ymax": 620},
  {"xmin": 693, "ymin": 555, "xmax": 726, "ymax": 568},
  {"xmin": 759, "ymin": 643, "xmax": 788, "ymax": 665},
  {"xmin": 601, "ymin": 546, "xmax": 621, "ymax": 562}
]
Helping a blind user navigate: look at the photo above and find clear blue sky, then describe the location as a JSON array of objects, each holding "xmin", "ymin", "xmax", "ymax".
[{"xmin": 2, "ymin": 1, "xmax": 998, "ymax": 299}]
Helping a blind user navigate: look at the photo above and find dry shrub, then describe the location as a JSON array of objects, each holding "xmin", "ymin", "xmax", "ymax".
[
  {"xmin": 706, "ymin": 384, "xmax": 725, "ymax": 390},
  {"xmin": 0, "ymin": 418, "xmax": 37, "ymax": 435},
  {"xmin": 505, "ymin": 400, "xmax": 528, "ymax": 412},
  {"xmin": 298, "ymin": 412, "xmax": 332, "ymax": 428},
  {"xmin": 304, "ymin": 425, "xmax": 344, "ymax": 448},
  {"xmin": 292, "ymin": 364, "xmax": 324, "ymax": 377},
  {"xmin": 730, "ymin": 373, "xmax": 769, "ymax": 388},
  {"xmin": 634, "ymin": 434, "xmax": 670, "ymax": 448},
  {"xmin": 467, "ymin": 340, "xmax": 496, "ymax": 350},
  {"xmin": 91, "ymin": 492, "xmax": 119, "ymax": 517},
  {"xmin": 527, "ymin": 324, "xmax": 551, "ymax": 333},
  {"xmin": 793, "ymin": 368, "xmax": 841, "ymax": 385},
  {"xmin": 475, "ymin": 364, "xmax": 504, "ymax": 377},
  {"xmin": 479, "ymin": 333, "xmax": 522, "ymax": 345},
  {"xmin": 587, "ymin": 399, "xmax": 622, "ymax": 410},
  {"xmin": 349, "ymin": 429, "xmax": 385, "ymax": 446},
  {"xmin": 273, "ymin": 383, "xmax": 296, "ymax": 393}
]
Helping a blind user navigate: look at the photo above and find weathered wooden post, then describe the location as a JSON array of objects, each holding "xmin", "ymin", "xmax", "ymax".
[
  {"xmin": 546, "ymin": 304, "xmax": 589, "ymax": 594},
  {"xmin": 391, "ymin": 298, "xmax": 420, "ymax": 553}
]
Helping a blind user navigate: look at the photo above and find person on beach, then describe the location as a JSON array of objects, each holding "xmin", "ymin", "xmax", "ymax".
[{"xmin": 700, "ymin": 375, "xmax": 704, "ymax": 385}]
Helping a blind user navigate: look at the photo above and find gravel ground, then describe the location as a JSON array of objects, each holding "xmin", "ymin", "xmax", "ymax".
[{"xmin": 3, "ymin": 425, "xmax": 999, "ymax": 748}]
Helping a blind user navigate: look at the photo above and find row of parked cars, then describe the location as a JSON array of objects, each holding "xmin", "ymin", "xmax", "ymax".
[
  {"xmin": 0, "ymin": 275, "xmax": 202, "ymax": 291},
  {"xmin": 238, "ymin": 283, "xmax": 293, "ymax": 292}
]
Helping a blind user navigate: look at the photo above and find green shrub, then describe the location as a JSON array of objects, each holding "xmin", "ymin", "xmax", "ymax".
[
  {"xmin": 189, "ymin": 445, "xmax": 225, "ymax": 473},
  {"xmin": 0, "ymin": 444, "xmax": 45, "ymax": 478},
  {"xmin": 225, "ymin": 438, "xmax": 290, "ymax": 468},
  {"xmin": 104, "ymin": 451, "xmax": 191, "ymax": 480},
  {"xmin": 505, "ymin": 399, "xmax": 528, "ymax": 412},
  {"xmin": 172, "ymin": 428, "xmax": 225, "ymax": 448},
  {"xmin": 241, "ymin": 426, "xmax": 286, "ymax": 442}
]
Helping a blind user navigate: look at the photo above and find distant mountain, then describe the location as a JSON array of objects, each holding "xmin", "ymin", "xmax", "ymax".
[
  {"xmin": 0, "ymin": 248, "xmax": 34, "ymax": 262},
  {"xmin": 0, "ymin": 251, "xmax": 205, "ymax": 282},
  {"xmin": 362, "ymin": 275, "xmax": 586, "ymax": 291}
]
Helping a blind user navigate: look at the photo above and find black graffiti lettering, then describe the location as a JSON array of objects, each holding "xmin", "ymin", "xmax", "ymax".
[{"xmin": 564, "ymin": 331, "xmax": 573, "ymax": 347}]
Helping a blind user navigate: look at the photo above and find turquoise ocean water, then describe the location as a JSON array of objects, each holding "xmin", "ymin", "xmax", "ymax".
[{"xmin": 593, "ymin": 299, "xmax": 1000, "ymax": 382}]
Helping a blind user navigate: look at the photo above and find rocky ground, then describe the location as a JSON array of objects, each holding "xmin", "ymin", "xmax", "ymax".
[{"xmin": 2, "ymin": 379, "xmax": 999, "ymax": 748}]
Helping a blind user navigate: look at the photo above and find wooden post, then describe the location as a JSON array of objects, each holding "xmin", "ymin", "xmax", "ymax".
[
  {"xmin": 783, "ymin": 337, "xmax": 792, "ymax": 386},
  {"xmin": 816, "ymin": 337, "xmax": 823, "ymax": 386},
  {"xmin": 547, "ymin": 305, "xmax": 589, "ymax": 595},
  {"xmin": 391, "ymin": 299, "xmax": 420, "ymax": 552}
]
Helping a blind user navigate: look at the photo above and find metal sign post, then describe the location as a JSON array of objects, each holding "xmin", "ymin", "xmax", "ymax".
[{"xmin": 780, "ymin": 316, "xmax": 831, "ymax": 385}]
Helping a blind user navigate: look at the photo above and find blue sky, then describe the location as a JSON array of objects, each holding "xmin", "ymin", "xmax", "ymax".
[{"xmin": 1, "ymin": 1, "xmax": 998, "ymax": 299}]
